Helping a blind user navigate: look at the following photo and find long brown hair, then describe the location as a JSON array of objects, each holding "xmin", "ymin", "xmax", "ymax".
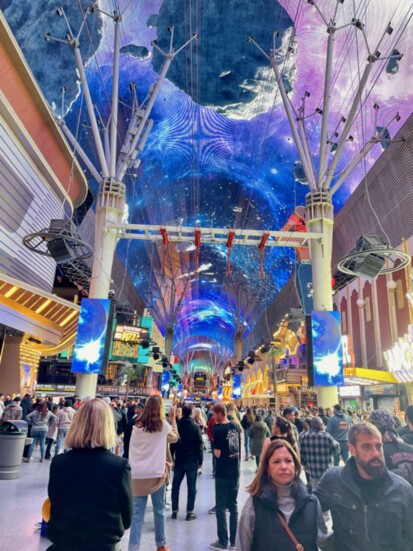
[
  {"xmin": 247, "ymin": 439, "xmax": 301, "ymax": 498},
  {"xmin": 136, "ymin": 395, "xmax": 164, "ymax": 433}
]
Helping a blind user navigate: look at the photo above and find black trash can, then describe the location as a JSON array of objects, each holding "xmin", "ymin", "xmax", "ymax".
[{"xmin": 0, "ymin": 420, "xmax": 29, "ymax": 479}]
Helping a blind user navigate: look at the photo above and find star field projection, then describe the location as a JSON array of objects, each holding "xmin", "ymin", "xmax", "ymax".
[{"xmin": 4, "ymin": 0, "xmax": 413, "ymax": 367}]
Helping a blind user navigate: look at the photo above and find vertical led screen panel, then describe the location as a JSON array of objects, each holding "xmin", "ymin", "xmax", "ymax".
[
  {"xmin": 311, "ymin": 311, "xmax": 344, "ymax": 386},
  {"xmin": 161, "ymin": 371, "xmax": 171, "ymax": 393},
  {"xmin": 71, "ymin": 298, "xmax": 111, "ymax": 374},
  {"xmin": 218, "ymin": 386, "xmax": 223, "ymax": 400},
  {"xmin": 232, "ymin": 374, "xmax": 242, "ymax": 399}
]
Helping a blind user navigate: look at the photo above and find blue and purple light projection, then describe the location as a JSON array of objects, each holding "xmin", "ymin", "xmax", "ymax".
[{"xmin": 5, "ymin": 0, "xmax": 413, "ymax": 368}]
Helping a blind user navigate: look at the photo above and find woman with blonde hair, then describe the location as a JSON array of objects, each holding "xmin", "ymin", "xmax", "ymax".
[
  {"xmin": 128, "ymin": 395, "xmax": 178, "ymax": 551},
  {"xmin": 236, "ymin": 440, "xmax": 329, "ymax": 551},
  {"xmin": 47, "ymin": 398, "xmax": 133, "ymax": 551}
]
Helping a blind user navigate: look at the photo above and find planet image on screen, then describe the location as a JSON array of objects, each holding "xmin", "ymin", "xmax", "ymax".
[
  {"xmin": 73, "ymin": 301, "xmax": 109, "ymax": 373},
  {"xmin": 313, "ymin": 313, "xmax": 342, "ymax": 383}
]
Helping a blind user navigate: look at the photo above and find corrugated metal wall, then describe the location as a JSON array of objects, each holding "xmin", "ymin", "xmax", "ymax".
[{"xmin": 0, "ymin": 115, "xmax": 62, "ymax": 291}]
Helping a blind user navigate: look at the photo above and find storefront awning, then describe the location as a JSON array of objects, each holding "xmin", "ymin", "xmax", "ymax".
[
  {"xmin": 344, "ymin": 367, "xmax": 398, "ymax": 385},
  {"xmin": 0, "ymin": 272, "xmax": 80, "ymax": 353}
]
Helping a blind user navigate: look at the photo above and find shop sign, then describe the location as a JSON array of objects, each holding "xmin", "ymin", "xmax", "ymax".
[
  {"xmin": 339, "ymin": 385, "xmax": 361, "ymax": 398},
  {"xmin": 342, "ymin": 335, "xmax": 355, "ymax": 366},
  {"xmin": 384, "ymin": 325, "xmax": 413, "ymax": 382},
  {"xmin": 96, "ymin": 385, "xmax": 152, "ymax": 396}
]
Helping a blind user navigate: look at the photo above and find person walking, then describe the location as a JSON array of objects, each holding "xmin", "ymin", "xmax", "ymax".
[
  {"xmin": 326, "ymin": 404, "xmax": 352, "ymax": 466},
  {"xmin": 47, "ymin": 398, "xmax": 132, "ymax": 551},
  {"xmin": 25, "ymin": 401, "xmax": 56, "ymax": 462},
  {"xmin": 20, "ymin": 393, "xmax": 32, "ymax": 419},
  {"xmin": 398, "ymin": 404, "xmax": 413, "ymax": 445},
  {"xmin": 236, "ymin": 439, "xmax": 330, "ymax": 551},
  {"xmin": 299, "ymin": 416, "xmax": 340, "ymax": 489},
  {"xmin": 2, "ymin": 396, "xmax": 23, "ymax": 420},
  {"xmin": 55, "ymin": 399, "xmax": 76, "ymax": 456},
  {"xmin": 248, "ymin": 415, "xmax": 270, "ymax": 468},
  {"xmin": 45, "ymin": 405, "xmax": 59, "ymax": 460},
  {"xmin": 210, "ymin": 402, "xmax": 241, "ymax": 551},
  {"xmin": 315, "ymin": 422, "xmax": 413, "ymax": 551},
  {"xmin": 261, "ymin": 415, "xmax": 300, "ymax": 459},
  {"xmin": 171, "ymin": 403, "xmax": 203, "ymax": 520},
  {"xmin": 241, "ymin": 408, "xmax": 255, "ymax": 461},
  {"xmin": 369, "ymin": 409, "xmax": 413, "ymax": 485},
  {"xmin": 128, "ymin": 396, "xmax": 178, "ymax": 551}
]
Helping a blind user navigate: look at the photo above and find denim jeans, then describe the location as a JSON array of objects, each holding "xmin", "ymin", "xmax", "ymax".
[
  {"xmin": 333, "ymin": 441, "xmax": 350, "ymax": 466},
  {"xmin": 55, "ymin": 428, "xmax": 68, "ymax": 456},
  {"xmin": 128, "ymin": 483, "xmax": 166, "ymax": 549},
  {"xmin": 171, "ymin": 461, "xmax": 198, "ymax": 512},
  {"xmin": 244, "ymin": 433, "xmax": 250, "ymax": 458},
  {"xmin": 28, "ymin": 430, "xmax": 47, "ymax": 458},
  {"xmin": 215, "ymin": 476, "xmax": 239, "ymax": 547}
]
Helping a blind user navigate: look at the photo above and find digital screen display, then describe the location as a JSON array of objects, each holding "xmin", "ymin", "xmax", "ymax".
[
  {"xmin": 218, "ymin": 386, "xmax": 223, "ymax": 400},
  {"xmin": 113, "ymin": 324, "xmax": 149, "ymax": 343},
  {"xmin": 71, "ymin": 298, "xmax": 111, "ymax": 374},
  {"xmin": 232, "ymin": 374, "xmax": 242, "ymax": 399},
  {"xmin": 177, "ymin": 384, "xmax": 183, "ymax": 398},
  {"xmin": 311, "ymin": 311, "xmax": 344, "ymax": 386},
  {"xmin": 161, "ymin": 371, "xmax": 171, "ymax": 393}
]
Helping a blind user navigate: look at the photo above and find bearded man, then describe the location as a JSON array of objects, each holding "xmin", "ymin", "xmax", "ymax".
[{"xmin": 315, "ymin": 422, "xmax": 413, "ymax": 551}]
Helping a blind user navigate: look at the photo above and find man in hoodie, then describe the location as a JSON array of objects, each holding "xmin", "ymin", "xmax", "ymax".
[
  {"xmin": 2, "ymin": 396, "xmax": 23, "ymax": 420},
  {"xmin": 55, "ymin": 399, "xmax": 76, "ymax": 455},
  {"xmin": 326, "ymin": 404, "xmax": 352, "ymax": 466},
  {"xmin": 398, "ymin": 404, "xmax": 413, "ymax": 445}
]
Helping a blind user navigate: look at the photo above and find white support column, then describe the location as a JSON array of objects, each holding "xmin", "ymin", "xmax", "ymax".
[
  {"xmin": 75, "ymin": 178, "xmax": 125, "ymax": 398},
  {"xmin": 234, "ymin": 331, "xmax": 243, "ymax": 363},
  {"xmin": 305, "ymin": 190, "xmax": 338, "ymax": 406}
]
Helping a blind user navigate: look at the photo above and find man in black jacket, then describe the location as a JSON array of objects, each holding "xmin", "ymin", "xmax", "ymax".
[
  {"xmin": 315, "ymin": 422, "xmax": 413, "ymax": 551},
  {"xmin": 171, "ymin": 403, "xmax": 203, "ymax": 520}
]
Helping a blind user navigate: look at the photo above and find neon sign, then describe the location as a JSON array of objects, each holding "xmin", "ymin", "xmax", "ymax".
[{"xmin": 384, "ymin": 325, "xmax": 413, "ymax": 382}]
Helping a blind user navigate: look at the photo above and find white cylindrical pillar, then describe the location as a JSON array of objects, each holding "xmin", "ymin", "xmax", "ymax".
[
  {"xmin": 76, "ymin": 178, "xmax": 125, "ymax": 399},
  {"xmin": 305, "ymin": 191, "xmax": 338, "ymax": 407}
]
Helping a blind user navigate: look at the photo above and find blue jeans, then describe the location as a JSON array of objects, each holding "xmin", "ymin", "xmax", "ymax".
[
  {"xmin": 55, "ymin": 428, "xmax": 68, "ymax": 455},
  {"xmin": 215, "ymin": 476, "xmax": 239, "ymax": 547},
  {"xmin": 244, "ymin": 433, "xmax": 250, "ymax": 458},
  {"xmin": 171, "ymin": 461, "xmax": 198, "ymax": 512},
  {"xmin": 28, "ymin": 430, "xmax": 47, "ymax": 458},
  {"xmin": 129, "ymin": 484, "xmax": 166, "ymax": 549},
  {"xmin": 334, "ymin": 441, "xmax": 350, "ymax": 466}
]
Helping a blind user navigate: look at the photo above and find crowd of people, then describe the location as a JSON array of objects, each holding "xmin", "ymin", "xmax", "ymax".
[{"xmin": 2, "ymin": 392, "xmax": 413, "ymax": 550}]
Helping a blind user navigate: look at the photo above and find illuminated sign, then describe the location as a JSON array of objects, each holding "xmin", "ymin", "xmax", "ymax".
[
  {"xmin": 312, "ymin": 311, "xmax": 344, "ymax": 386},
  {"xmin": 342, "ymin": 335, "xmax": 355, "ymax": 366},
  {"xmin": 112, "ymin": 341, "xmax": 139, "ymax": 360},
  {"xmin": 113, "ymin": 325, "xmax": 149, "ymax": 343},
  {"xmin": 339, "ymin": 385, "xmax": 361, "ymax": 398},
  {"xmin": 71, "ymin": 298, "xmax": 111, "ymax": 374},
  {"xmin": 384, "ymin": 325, "xmax": 413, "ymax": 382}
]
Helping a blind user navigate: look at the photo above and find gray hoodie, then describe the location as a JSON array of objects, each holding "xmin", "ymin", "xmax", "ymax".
[{"xmin": 326, "ymin": 410, "xmax": 352, "ymax": 442}]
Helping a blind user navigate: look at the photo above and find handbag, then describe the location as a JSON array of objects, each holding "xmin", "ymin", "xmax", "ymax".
[{"xmin": 276, "ymin": 511, "xmax": 304, "ymax": 551}]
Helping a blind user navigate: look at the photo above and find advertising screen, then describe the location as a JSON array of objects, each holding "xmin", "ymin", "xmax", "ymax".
[
  {"xmin": 161, "ymin": 371, "xmax": 171, "ymax": 393},
  {"xmin": 311, "ymin": 311, "xmax": 344, "ymax": 386},
  {"xmin": 218, "ymin": 386, "xmax": 223, "ymax": 400},
  {"xmin": 71, "ymin": 298, "xmax": 111, "ymax": 374},
  {"xmin": 232, "ymin": 374, "xmax": 242, "ymax": 399}
]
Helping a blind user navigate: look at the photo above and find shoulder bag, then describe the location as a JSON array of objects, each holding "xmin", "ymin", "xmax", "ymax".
[{"xmin": 276, "ymin": 511, "xmax": 304, "ymax": 551}]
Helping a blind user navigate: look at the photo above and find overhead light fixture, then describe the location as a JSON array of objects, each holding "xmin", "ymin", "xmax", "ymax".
[
  {"xmin": 59, "ymin": 309, "xmax": 78, "ymax": 327},
  {"xmin": 35, "ymin": 299, "xmax": 52, "ymax": 314},
  {"xmin": 5, "ymin": 286, "xmax": 18, "ymax": 298}
]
